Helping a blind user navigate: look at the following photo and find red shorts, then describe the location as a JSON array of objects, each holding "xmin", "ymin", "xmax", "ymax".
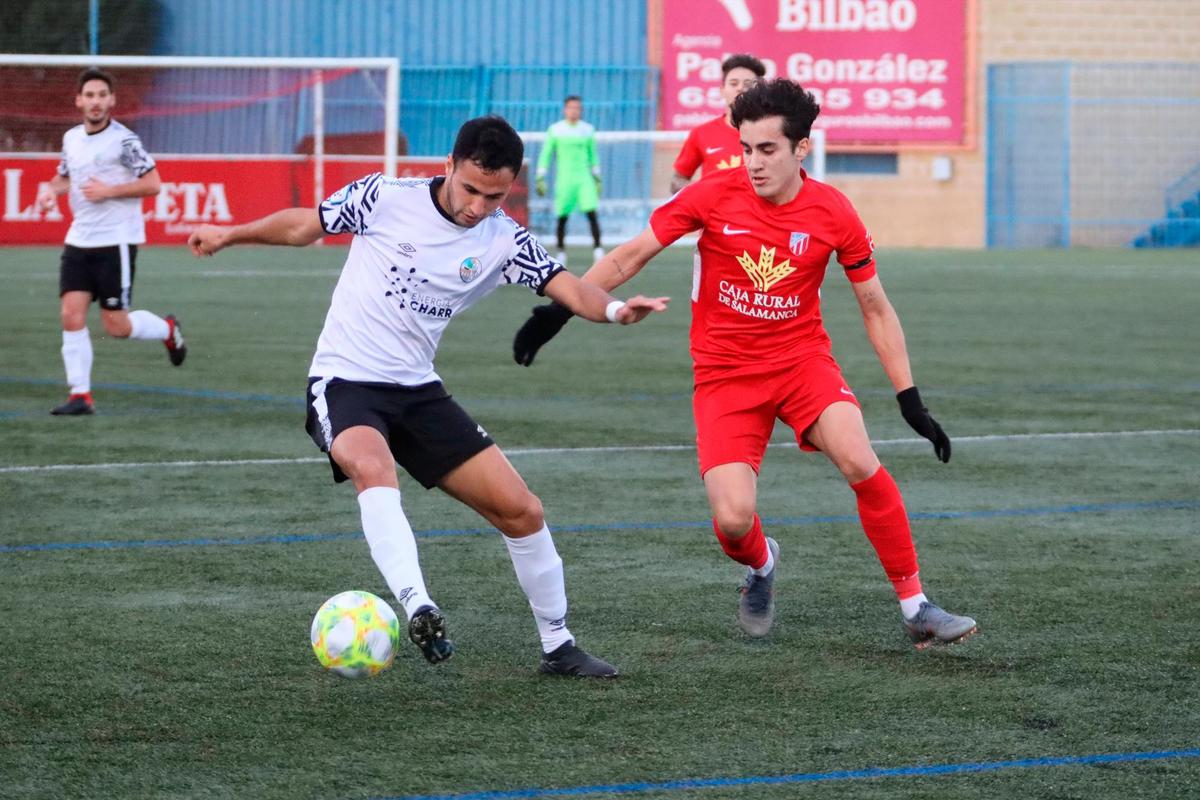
[{"xmin": 692, "ymin": 354, "xmax": 860, "ymax": 476}]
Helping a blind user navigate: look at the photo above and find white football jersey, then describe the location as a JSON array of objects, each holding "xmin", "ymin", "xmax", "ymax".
[
  {"xmin": 308, "ymin": 174, "xmax": 565, "ymax": 385},
  {"xmin": 57, "ymin": 120, "xmax": 156, "ymax": 247}
]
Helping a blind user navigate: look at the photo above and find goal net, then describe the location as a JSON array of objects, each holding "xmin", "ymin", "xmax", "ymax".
[
  {"xmin": 519, "ymin": 128, "xmax": 826, "ymax": 245},
  {"xmin": 0, "ymin": 54, "xmax": 398, "ymax": 244}
]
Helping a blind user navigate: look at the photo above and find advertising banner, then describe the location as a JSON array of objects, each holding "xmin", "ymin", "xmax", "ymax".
[
  {"xmin": 1, "ymin": 157, "xmax": 528, "ymax": 245},
  {"xmin": 662, "ymin": 0, "xmax": 970, "ymax": 145}
]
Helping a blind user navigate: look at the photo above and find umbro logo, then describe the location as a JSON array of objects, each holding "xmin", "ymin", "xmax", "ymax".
[
  {"xmin": 397, "ymin": 242, "xmax": 417, "ymax": 259},
  {"xmin": 722, "ymin": 224, "xmax": 751, "ymax": 235},
  {"xmin": 705, "ymin": 146, "xmax": 723, "ymax": 154}
]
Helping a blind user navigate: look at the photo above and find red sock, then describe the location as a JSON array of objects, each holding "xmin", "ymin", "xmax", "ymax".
[
  {"xmin": 712, "ymin": 514, "xmax": 769, "ymax": 569},
  {"xmin": 850, "ymin": 466, "xmax": 922, "ymax": 599}
]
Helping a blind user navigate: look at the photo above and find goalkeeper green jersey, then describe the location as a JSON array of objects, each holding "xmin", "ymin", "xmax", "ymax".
[{"xmin": 537, "ymin": 120, "xmax": 600, "ymax": 216}]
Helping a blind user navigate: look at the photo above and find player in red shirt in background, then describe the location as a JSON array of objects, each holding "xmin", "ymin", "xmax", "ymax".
[
  {"xmin": 513, "ymin": 79, "xmax": 977, "ymax": 648},
  {"xmin": 670, "ymin": 53, "xmax": 767, "ymax": 194}
]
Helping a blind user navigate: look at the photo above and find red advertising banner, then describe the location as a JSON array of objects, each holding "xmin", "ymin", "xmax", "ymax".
[
  {"xmin": 1, "ymin": 157, "xmax": 528, "ymax": 245},
  {"xmin": 662, "ymin": 0, "xmax": 970, "ymax": 145}
]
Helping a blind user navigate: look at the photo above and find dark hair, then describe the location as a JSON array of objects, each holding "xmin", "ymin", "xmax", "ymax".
[
  {"xmin": 730, "ymin": 78, "xmax": 821, "ymax": 145},
  {"xmin": 451, "ymin": 115, "xmax": 523, "ymax": 175},
  {"xmin": 77, "ymin": 68, "xmax": 114, "ymax": 93},
  {"xmin": 721, "ymin": 54, "xmax": 766, "ymax": 79},
  {"xmin": 563, "ymin": 95, "xmax": 581, "ymax": 105}
]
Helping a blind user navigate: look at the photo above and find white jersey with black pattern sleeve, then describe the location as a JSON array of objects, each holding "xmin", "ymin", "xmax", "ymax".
[
  {"xmin": 59, "ymin": 119, "xmax": 157, "ymax": 247},
  {"xmin": 309, "ymin": 174, "xmax": 564, "ymax": 385}
]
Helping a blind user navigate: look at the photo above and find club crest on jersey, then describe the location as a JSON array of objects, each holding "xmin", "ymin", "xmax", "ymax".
[
  {"xmin": 325, "ymin": 185, "xmax": 349, "ymax": 206},
  {"xmin": 789, "ymin": 232, "xmax": 810, "ymax": 256},
  {"xmin": 736, "ymin": 245, "xmax": 796, "ymax": 293},
  {"xmin": 459, "ymin": 256, "xmax": 482, "ymax": 283}
]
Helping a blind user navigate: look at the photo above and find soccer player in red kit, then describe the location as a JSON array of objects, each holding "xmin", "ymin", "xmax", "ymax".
[
  {"xmin": 513, "ymin": 79, "xmax": 977, "ymax": 648},
  {"xmin": 670, "ymin": 54, "xmax": 767, "ymax": 194}
]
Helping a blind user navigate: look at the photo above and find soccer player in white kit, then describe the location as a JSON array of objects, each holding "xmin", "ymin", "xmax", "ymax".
[
  {"xmin": 188, "ymin": 116, "xmax": 668, "ymax": 677},
  {"xmin": 37, "ymin": 68, "xmax": 187, "ymax": 416}
]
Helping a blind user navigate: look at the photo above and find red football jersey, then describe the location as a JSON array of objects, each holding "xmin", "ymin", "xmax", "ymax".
[
  {"xmin": 673, "ymin": 115, "xmax": 745, "ymax": 179},
  {"xmin": 650, "ymin": 167, "xmax": 876, "ymax": 373}
]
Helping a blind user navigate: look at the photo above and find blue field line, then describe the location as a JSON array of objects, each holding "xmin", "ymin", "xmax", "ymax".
[
  {"xmin": 0, "ymin": 375, "xmax": 305, "ymax": 407},
  {"xmin": 371, "ymin": 747, "xmax": 1200, "ymax": 800},
  {"xmin": 2, "ymin": 499, "xmax": 1196, "ymax": 555}
]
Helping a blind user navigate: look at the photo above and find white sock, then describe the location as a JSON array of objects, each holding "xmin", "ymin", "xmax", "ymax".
[
  {"xmin": 750, "ymin": 545, "xmax": 775, "ymax": 577},
  {"xmin": 502, "ymin": 525, "xmax": 574, "ymax": 653},
  {"xmin": 127, "ymin": 309, "xmax": 171, "ymax": 341},
  {"xmin": 900, "ymin": 592, "xmax": 929, "ymax": 620},
  {"xmin": 357, "ymin": 486, "xmax": 434, "ymax": 620},
  {"xmin": 61, "ymin": 328, "xmax": 93, "ymax": 395}
]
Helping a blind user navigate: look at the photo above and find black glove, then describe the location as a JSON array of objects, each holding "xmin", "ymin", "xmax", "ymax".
[
  {"xmin": 897, "ymin": 386, "xmax": 951, "ymax": 463},
  {"xmin": 513, "ymin": 302, "xmax": 574, "ymax": 366}
]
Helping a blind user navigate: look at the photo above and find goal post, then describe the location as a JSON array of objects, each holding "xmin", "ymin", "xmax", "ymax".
[
  {"xmin": 0, "ymin": 54, "xmax": 399, "ymax": 244},
  {"xmin": 518, "ymin": 128, "xmax": 826, "ymax": 244}
]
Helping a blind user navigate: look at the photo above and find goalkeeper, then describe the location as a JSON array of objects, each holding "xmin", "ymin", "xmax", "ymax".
[{"xmin": 536, "ymin": 95, "xmax": 603, "ymax": 265}]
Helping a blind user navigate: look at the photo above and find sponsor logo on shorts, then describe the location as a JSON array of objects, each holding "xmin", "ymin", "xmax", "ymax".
[{"xmin": 459, "ymin": 256, "xmax": 482, "ymax": 283}]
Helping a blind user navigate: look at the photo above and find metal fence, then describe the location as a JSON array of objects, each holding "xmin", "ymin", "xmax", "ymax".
[{"xmin": 987, "ymin": 62, "xmax": 1200, "ymax": 247}]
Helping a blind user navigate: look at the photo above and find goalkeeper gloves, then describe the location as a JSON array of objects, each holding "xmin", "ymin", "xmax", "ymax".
[
  {"xmin": 513, "ymin": 302, "xmax": 574, "ymax": 366},
  {"xmin": 897, "ymin": 386, "xmax": 951, "ymax": 463},
  {"xmin": 535, "ymin": 176, "xmax": 548, "ymax": 197}
]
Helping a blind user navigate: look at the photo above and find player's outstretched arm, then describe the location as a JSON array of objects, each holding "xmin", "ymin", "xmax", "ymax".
[
  {"xmin": 851, "ymin": 275, "xmax": 951, "ymax": 463},
  {"xmin": 513, "ymin": 227, "xmax": 667, "ymax": 366},
  {"xmin": 581, "ymin": 227, "xmax": 665, "ymax": 291},
  {"xmin": 188, "ymin": 208, "xmax": 324, "ymax": 257},
  {"xmin": 543, "ymin": 271, "xmax": 668, "ymax": 325}
]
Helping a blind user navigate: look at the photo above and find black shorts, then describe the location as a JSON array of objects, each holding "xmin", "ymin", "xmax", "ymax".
[
  {"xmin": 305, "ymin": 377, "xmax": 495, "ymax": 489},
  {"xmin": 59, "ymin": 243, "xmax": 138, "ymax": 310}
]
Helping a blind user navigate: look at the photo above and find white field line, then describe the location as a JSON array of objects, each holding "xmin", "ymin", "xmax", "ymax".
[{"xmin": 2, "ymin": 429, "xmax": 1198, "ymax": 475}]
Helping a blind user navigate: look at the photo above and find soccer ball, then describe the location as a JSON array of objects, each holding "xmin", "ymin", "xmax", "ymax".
[{"xmin": 310, "ymin": 590, "xmax": 401, "ymax": 678}]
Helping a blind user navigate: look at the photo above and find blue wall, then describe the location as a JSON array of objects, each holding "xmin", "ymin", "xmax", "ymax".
[
  {"xmin": 154, "ymin": 0, "xmax": 647, "ymax": 65},
  {"xmin": 151, "ymin": 0, "xmax": 654, "ymax": 153}
]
